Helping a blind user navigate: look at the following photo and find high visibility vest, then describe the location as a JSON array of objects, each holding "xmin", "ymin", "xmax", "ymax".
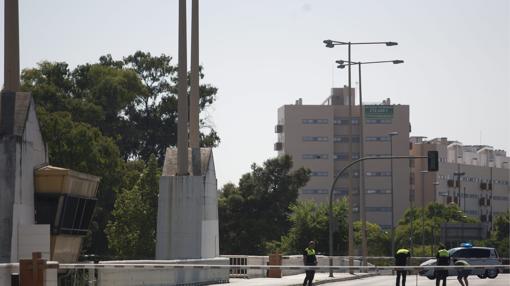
[
  {"xmin": 305, "ymin": 248, "xmax": 316, "ymax": 256},
  {"xmin": 397, "ymin": 248, "xmax": 409, "ymax": 255},
  {"xmin": 438, "ymin": 249, "xmax": 449, "ymax": 257}
]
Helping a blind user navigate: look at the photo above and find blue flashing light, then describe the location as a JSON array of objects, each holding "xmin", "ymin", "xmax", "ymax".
[{"xmin": 460, "ymin": 243, "xmax": 472, "ymax": 248}]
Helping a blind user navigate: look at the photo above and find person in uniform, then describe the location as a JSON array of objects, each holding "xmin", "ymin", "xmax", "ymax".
[
  {"xmin": 454, "ymin": 259, "xmax": 470, "ymax": 286},
  {"xmin": 436, "ymin": 244, "xmax": 451, "ymax": 286},
  {"xmin": 395, "ymin": 247, "xmax": 411, "ymax": 286},
  {"xmin": 303, "ymin": 241, "xmax": 317, "ymax": 286}
]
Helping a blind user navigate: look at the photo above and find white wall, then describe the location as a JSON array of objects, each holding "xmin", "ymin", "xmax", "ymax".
[{"xmin": 97, "ymin": 258, "xmax": 229, "ymax": 286}]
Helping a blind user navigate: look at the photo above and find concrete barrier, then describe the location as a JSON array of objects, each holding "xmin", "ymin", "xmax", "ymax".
[{"xmin": 96, "ymin": 257, "xmax": 229, "ymax": 286}]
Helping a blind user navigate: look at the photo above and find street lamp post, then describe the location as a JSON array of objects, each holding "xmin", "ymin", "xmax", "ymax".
[
  {"xmin": 420, "ymin": 170, "xmax": 428, "ymax": 251},
  {"xmin": 432, "ymin": 181, "xmax": 440, "ymax": 256},
  {"xmin": 336, "ymin": 59, "xmax": 403, "ymax": 267},
  {"xmin": 388, "ymin": 131, "xmax": 399, "ymax": 256},
  {"xmin": 323, "ymin": 39, "xmax": 398, "ymax": 277}
]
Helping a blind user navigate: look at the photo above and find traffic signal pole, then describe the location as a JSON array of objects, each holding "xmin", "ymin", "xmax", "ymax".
[{"xmin": 328, "ymin": 152, "xmax": 438, "ymax": 277}]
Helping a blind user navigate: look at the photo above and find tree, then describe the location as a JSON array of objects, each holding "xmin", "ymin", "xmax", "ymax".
[
  {"xmin": 36, "ymin": 108, "xmax": 125, "ymax": 255},
  {"xmin": 106, "ymin": 155, "xmax": 160, "ymax": 259},
  {"xmin": 353, "ymin": 221, "xmax": 390, "ymax": 256},
  {"xmin": 219, "ymin": 155, "xmax": 310, "ymax": 255},
  {"xmin": 279, "ymin": 200, "xmax": 348, "ymax": 255},
  {"xmin": 20, "ymin": 52, "xmax": 221, "ymax": 256},
  {"xmin": 395, "ymin": 203, "xmax": 477, "ymax": 255},
  {"xmin": 106, "ymin": 51, "xmax": 220, "ymax": 162},
  {"xmin": 479, "ymin": 211, "xmax": 510, "ymax": 258}
]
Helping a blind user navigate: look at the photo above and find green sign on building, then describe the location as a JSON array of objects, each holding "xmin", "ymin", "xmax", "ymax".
[{"xmin": 365, "ymin": 106, "xmax": 394, "ymax": 119}]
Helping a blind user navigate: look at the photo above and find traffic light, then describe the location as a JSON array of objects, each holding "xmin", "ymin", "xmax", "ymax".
[{"xmin": 427, "ymin": 151, "xmax": 439, "ymax": 171}]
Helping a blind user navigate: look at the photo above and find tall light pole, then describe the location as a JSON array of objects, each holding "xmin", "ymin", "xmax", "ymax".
[
  {"xmin": 388, "ymin": 131, "xmax": 399, "ymax": 256},
  {"xmin": 420, "ymin": 170, "xmax": 428, "ymax": 251},
  {"xmin": 323, "ymin": 40, "xmax": 398, "ymax": 276},
  {"xmin": 336, "ymin": 59, "xmax": 403, "ymax": 267},
  {"xmin": 431, "ymin": 181, "xmax": 440, "ymax": 256}
]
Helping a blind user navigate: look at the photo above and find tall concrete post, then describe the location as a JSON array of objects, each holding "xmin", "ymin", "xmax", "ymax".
[
  {"xmin": 4, "ymin": 0, "xmax": 20, "ymax": 92},
  {"xmin": 177, "ymin": 0, "xmax": 189, "ymax": 175},
  {"xmin": 190, "ymin": 0, "xmax": 201, "ymax": 175}
]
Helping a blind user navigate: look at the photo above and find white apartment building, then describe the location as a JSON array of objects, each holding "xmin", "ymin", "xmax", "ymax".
[
  {"xmin": 410, "ymin": 137, "xmax": 510, "ymax": 228},
  {"xmin": 275, "ymin": 87, "xmax": 410, "ymax": 229}
]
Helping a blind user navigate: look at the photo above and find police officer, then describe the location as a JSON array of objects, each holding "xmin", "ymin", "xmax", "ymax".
[
  {"xmin": 436, "ymin": 244, "xmax": 451, "ymax": 286},
  {"xmin": 303, "ymin": 241, "xmax": 317, "ymax": 286},
  {"xmin": 454, "ymin": 259, "xmax": 470, "ymax": 286},
  {"xmin": 395, "ymin": 247, "xmax": 411, "ymax": 286}
]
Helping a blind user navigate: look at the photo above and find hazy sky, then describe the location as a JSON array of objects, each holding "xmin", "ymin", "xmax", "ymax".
[{"xmin": 1, "ymin": 0, "xmax": 508, "ymax": 187}]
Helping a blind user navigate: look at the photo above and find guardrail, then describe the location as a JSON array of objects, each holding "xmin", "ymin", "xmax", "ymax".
[{"xmin": 54, "ymin": 263, "xmax": 509, "ymax": 272}]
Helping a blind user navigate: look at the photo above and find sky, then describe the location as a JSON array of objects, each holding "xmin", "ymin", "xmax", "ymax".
[{"xmin": 1, "ymin": 0, "xmax": 509, "ymax": 187}]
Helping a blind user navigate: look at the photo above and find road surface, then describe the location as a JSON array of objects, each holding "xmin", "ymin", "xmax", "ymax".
[{"xmin": 324, "ymin": 274, "xmax": 510, "ymax": 285}]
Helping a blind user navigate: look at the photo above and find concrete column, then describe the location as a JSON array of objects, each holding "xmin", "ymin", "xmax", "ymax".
[
  {"xmin": 4, "ymin": 0, "xmax": 20, "ymax": 92},
  {"xmin": 190, "ymin": 0, "xmax": 200, "ymax": 149},
  {"xmin": 177, "ymin": 0, "xmax": 189, "ymax": 175},
  {"xmin": 190, "ymin": 0, "xmax": 201, "ymax": 175}
]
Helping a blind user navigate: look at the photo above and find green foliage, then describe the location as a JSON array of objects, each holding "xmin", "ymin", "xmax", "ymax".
[
  {"xmin": 219, "ymin": 155, "xmax": 310, "ymax": 255},
  {"xmin": 20, "ymin": 51, "xmax": 220, "ymax": 257},
  {"xmin": 279, "ymin": 200, "xmax": 348, "ymax": 255},
  {"xmin": 353, "ymin": 221, "xmax": 390, "ymax": 256},
  {"xmin": 395, "ymin": 203, "xmax": 477, "ymax": 255},
  {"xmin": 105, "ymin": 155, "xmax": 160, "ymax": 259},
  {"xmin": 478, "ymin": 211, "xmax": 510, "ymax": 257},
  {"xmin": 36, "ymin": 107, "xmax": 124, "ymax": 255}
]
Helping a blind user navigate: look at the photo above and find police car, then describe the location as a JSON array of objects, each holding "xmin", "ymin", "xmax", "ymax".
[{"xmin": 419, "ymin": 243, "xmax": 501, "ymax": 279}]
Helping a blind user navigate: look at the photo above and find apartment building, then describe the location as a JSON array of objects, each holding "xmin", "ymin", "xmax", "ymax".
[
  {"xmin": 410, "ymin": 137, "xmax": 510, "ymax": 228},
  {"xmin": 275, "ymin": 87, "xmax": 410, "ymax": 229}
]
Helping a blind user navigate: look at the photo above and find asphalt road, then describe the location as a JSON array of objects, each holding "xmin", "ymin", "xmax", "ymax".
[{"xmin": 323, "ymin": 274, "xmax": 510, "ymax": 286}]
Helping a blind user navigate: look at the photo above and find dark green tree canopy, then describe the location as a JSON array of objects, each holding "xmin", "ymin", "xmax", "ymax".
[
  {"xmin": 219, "ymin": 155, "xmax": 310, "ymax": 255},
  {"xmin": 20, "ymin": 51, "xmax": 221, "ymax": 257}
]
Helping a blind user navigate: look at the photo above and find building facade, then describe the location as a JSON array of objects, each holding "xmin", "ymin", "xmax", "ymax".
[
  {"xmin": 275, "ymin": 87, "xmax": 411, "ymax": 229},
  {"xmin": 410, "ymin": 137, "xmax": 510, "ymax": 229}
]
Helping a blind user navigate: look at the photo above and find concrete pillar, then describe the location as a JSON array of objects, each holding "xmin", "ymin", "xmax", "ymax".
[
  {"xmin": 177, "ymin": 0, "xmax": 189, "ymax": 175},
  {"xmin": 190, "ymin": 0, "xmax": 201, "ymax": 175},
  {"xmin": 4, "ymin": 0, "xmax": 20, "ymax": 92}
]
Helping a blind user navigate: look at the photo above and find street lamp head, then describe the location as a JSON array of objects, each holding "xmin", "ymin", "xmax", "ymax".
[
  {"xmin": 393, "ymin": 60, "xmax": 404, "ymax": 64},
  {"xmin": 323, "ymin": 39, "xmax": 334, "ymax": 48},
  {"xmin": 337, "ymin": 65, "xmax": 346, "ymax": 69},
  {"xmin": 335, "ymin": 60, "xmax": 345, "ymax": 65},
  {"xmin": 386, "ymin": 42, "xmax": 398, "ymax": 46}
]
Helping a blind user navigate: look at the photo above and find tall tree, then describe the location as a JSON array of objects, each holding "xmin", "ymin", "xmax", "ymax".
[
  {"xmin": 106, "ymin": 155, "xmax": 160, "ymax": 259},
  {"xmin": 279, "ymin": 200, "xmax": 348, "ymax": 255},
  {"xmin": 20, "ymin": 52, "xmax": 221, "ymax": 256},
  {"xmin": 395, "ymin": 203, "xmax": 477, "ymax": 253},
  {"xmin": 219, "ymin": 155, "xmax": 310, "ymax": 255}
]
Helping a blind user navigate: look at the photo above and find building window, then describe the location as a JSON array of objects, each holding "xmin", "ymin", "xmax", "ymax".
[
  {"xmin": 334, "ymin": 117, "xmax": 359, "ymax": 125},
  {"xmin": 352, "ymin": 136, "xmax": 360, "ymax": 143},
  {"xmin": 366, "ymin": 119, "xmax": 392, "ymax": 124},
  {"xmin": 366, "ymin": 136, "xmax": 390, "ymax": 142},
  {"xmin": 366, "ymin": 171, "xmax": 392, "ymax": 177},
  {"xmin": 303, "ymin": 119, "xmax": 328, "ymax": 124},
  {"xmin": 334, "ymin": 136, "xmax": 350, "ymax": 143},
  {"xmin": 303, "ymin": 154, "xmax": 328, "ymax": 160},
  {"xmin": 366, "ymin": 153, "xmax": 391, "ymax": 157},
  {"xmin": 366, "ymin": 189, "xmax": 391, "ymax": 194},
  {"xmin": 303, "ymin": 136, "xmax": 329, "ymax": 142},
  {"xmin": 311, "ymin": 171, "xmax": 329, "ymax": 177},
  {"xmin": 334, "ymin": 153, "xmax": 349, "ymax": 160},
  {"xmin": 333, "ymin": 188, "xmax": 348, "ymax": 195},
  {"xmin": 302, "ymin": 189, "xmax": 328, "ymax": 195}
]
